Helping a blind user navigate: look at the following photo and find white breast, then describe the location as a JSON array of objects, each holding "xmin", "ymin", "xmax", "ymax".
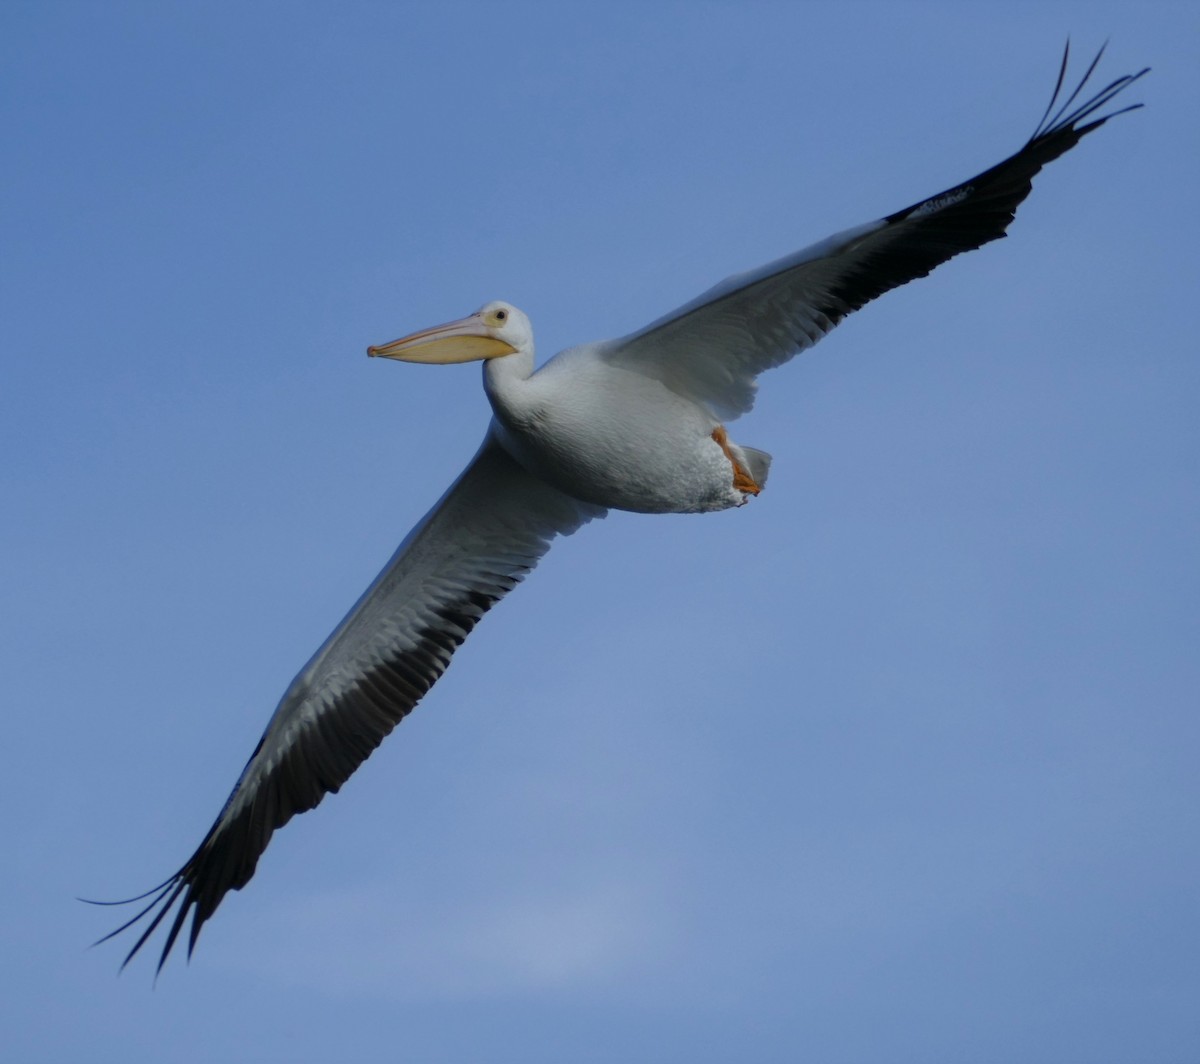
[{"xmin": 488, "ymin": 353, "xmax": 746, "ymax": 514}]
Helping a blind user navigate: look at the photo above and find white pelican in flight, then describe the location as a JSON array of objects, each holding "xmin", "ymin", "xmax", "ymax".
[{"xmin": 93, "ymin": 46, "xmax": 1145, "ymax": 971}]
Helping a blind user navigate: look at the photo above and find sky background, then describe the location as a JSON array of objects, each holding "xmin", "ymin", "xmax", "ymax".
[{"xmin": 3, "ymin": 3, "xmax": 1198, "ymax": 1062}]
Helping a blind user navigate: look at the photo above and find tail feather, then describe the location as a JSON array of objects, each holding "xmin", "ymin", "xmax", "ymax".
[{"xmin": 737, "ymin": 445, "xmax": 772, "ymax": 490}]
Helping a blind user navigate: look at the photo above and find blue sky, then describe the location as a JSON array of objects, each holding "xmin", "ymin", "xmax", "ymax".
[{"xmin": 3, "ymin": 3, "xmax": 1198, "ymax": 1062}]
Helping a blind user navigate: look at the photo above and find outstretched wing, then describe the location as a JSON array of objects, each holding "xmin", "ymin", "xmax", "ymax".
[
  {"xmin": 603, "ymin": 45, "xmax": 1147, "ymax": 420},
  {"xmin": 93, "ymin": 433, "xmax": 604, "ymax": 971}
]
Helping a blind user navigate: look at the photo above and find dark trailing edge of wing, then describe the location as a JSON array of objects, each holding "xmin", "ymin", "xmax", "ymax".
[
  {"xmin": 85, "ymin": 44, "xmax": 1146, "ymax": 976},
  {"xmin": 87, "ymin": 606, "xmax": 511, "ymax": 974},
  {"xmin": 86, "ymin": 438, "xmax": 600, "ymax": 974},
  {"xmin": 819, "ymin": 42, "xmax": 1147, "ymax": 323}
]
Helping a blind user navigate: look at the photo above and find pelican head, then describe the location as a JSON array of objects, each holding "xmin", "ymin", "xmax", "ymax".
[{"xmin": 368, "ymin": 301, "xmax": 531, "ymax": 364}]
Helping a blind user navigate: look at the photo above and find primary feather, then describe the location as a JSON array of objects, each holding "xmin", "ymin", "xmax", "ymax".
[{"xmin": 89, "ymin": 44, "xmax": 1145, "ymax": 972}]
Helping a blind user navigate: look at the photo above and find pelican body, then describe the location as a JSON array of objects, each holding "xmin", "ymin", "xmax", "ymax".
[
  {"xmin": 373, "ymin": 306, "xmax": 770, "ymax": 514},
  {"xmin": 93, "ymin": 46, "xmax": 1146, "ymax": 971}
]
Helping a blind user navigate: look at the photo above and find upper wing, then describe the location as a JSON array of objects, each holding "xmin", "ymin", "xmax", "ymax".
[
  {"xmin": 602, "ymin": 45, "xmax": 1147, "ymax": 420},
  {"xmin": 95, "ymin": 433, "xmax": 605, "ymax": 971}
]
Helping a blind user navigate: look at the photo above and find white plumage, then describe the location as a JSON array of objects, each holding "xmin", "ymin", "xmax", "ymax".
[{"xmin": 92, "ymin": 45, "xmax": 1145, "ymax": 971}]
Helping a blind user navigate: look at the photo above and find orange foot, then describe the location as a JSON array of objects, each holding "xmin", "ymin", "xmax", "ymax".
[{"xmin": 711, "ymin": 426, "xmax": 761, "ymax": 496}]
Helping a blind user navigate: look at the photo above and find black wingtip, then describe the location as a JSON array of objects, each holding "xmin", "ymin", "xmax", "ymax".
[
  {"xmin": 78, "ymin": 875, "xmax": 177, "ymax": 909},
  {"xmin": 1031, "ymin": 38, "xmax": 1074, "ymax": 141},
  {"xmin": 1031, "ymin": 42, "xmax": 1149, "ymax": 144},
  {"xmin": 81, "ymin": 857, "xmax": 201, "ymax": 975}
]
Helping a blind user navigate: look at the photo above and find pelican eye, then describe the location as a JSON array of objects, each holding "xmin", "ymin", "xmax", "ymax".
[{"xmin": 495, "ymin": 309, "xmax": 508, "ymax": 322}]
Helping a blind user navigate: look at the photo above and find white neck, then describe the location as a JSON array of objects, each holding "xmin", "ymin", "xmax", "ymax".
[{"xmin": 483, "ymin": 348, "xmax": 536, "ymax": 425}]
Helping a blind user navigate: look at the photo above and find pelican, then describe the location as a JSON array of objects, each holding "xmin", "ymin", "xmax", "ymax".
[{"xmin": 93, "ymin": 46, "xmax": 1145, "ymax": 971}]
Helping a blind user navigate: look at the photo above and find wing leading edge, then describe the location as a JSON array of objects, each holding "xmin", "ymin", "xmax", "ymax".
[
  {"xmin": 92, "ymin": 44, "xmax": 1146, "ymax": 974},
  {"xmin": 604, "ymin": 44, "xmax": 1147, "ymax": 420},
  {"xmin": 91, "ymin": 434, "xmax": 604, "ymax": 971}
]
